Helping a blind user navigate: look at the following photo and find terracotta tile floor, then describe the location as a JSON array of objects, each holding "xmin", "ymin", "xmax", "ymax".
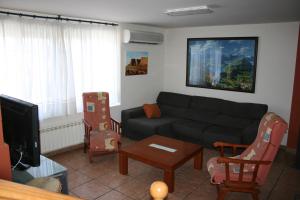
[{"xmin": 50, "ymin": 137, "xmax": 300, "ymax": 200}]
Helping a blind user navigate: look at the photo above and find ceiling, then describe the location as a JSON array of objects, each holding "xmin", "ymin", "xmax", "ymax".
[{"xmin": 0, "ymin": 0, "xmax": 299, "ymax": 28}]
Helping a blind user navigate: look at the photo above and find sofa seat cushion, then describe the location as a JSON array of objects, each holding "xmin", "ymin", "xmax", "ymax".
[
  {"xmin": 157, "ymin": 123, "xmax": 173, "ymax": 138},
  {"xmin": 202, "ymin": 125, "xmax": 243, "ymax": 147},
  {"xmin": 213, "ymin": 115, "xmax": 253, "ymax": 129},
  {"xmin": 172, "ymin": 120, "xmax": 211, "ymax": 142},
  {"xmin": 127, "ymin": 117, "xmax": 179, "ymax": 136}
]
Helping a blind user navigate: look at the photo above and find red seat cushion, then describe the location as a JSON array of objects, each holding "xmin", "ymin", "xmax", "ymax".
[
  {"xmin": 207, "ymin": 157, "xmax": 254, "ymax": 184},
  {"xmin": 89, "ymin": 130, "xmax": 120, "ymax": 152}
]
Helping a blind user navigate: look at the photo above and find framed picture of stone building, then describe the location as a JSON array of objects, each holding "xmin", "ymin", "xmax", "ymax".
[
  {"xmin": 125, "ymin": 51, "xmax": 148, "ymax": 76},
  {"xmin": 186, "ymin": 37, "xmax": 258, "ymax": 93}
]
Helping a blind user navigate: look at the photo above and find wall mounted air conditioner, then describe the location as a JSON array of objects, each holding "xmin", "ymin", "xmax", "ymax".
[{"xmin": 123, "ymin": 29, "xmax": 163, "ymax": 44}]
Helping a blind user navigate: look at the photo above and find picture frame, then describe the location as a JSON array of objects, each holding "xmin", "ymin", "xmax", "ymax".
[
  {"xmin": 125, "ymin": 51, "xmax": 148, "ymax": 76},
  {"xmin": 186, "ymin": 37, "xmax": 258, "ymax": 93}
]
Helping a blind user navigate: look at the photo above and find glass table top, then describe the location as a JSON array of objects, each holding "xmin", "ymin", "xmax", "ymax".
[{"xmin": 13, "ymin": 155, "xmax": 67, "ymax": 183}]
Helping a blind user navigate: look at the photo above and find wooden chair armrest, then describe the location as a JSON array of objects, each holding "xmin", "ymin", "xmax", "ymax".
[
  {"xmin": 216, "ymin": 156, "xmax": 271, "ymax": 185},
  {"xmin": 82, "ymin": 119, "xmax": 92, "ymax": 133},
  {"xmin": 110, "ymin": 118, "xmax": 121, "ymax": 135},
  {"xmin": 217, "ymin": 157, "xmax": 271, "ymax": 165},
  {"xmin": 110, "ymin": 118, "xmax": 120, "ymax": 125},
  {"xmin": 213, "ymin": 141, "xmax": 250, "ymax": 156},
  {"xmin": 213, "ymin": 142, "xmax": 250, "ymax": 149},
  {"xmin": 82, "ymin": 120, "xmax": 92, "ymax": 145}
]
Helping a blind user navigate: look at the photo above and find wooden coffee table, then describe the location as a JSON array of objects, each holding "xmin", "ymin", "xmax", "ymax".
[{"xmin": 119, "ymin": 135, "xmax": 203, "ymax": 192}]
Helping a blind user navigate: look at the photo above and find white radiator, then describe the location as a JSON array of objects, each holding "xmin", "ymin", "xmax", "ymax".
[{"xmin": 40, "ymin": 120, "xmax": 84, "ymax": 154}]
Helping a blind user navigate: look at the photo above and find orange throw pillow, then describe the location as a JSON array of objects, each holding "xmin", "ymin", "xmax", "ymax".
[{"xmin": 143, "ymin": 104, "xmax": 161, "ymax": 119}]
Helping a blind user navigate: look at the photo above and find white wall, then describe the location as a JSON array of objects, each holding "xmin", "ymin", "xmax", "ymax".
[
  {"xmin": 110, "ymin": 24, "xmax": 165, "ymax": 121},
  {"xmin": 163, "ymin": 22, "xmax": 299, "ymax": 144}
]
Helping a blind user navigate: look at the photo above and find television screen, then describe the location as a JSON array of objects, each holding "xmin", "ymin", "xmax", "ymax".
[{"xmin": 0, "ymin": 95, "xmax": 40, "ymax": 169}]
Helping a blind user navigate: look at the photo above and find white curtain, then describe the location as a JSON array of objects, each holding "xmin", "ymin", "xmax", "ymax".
[{"xmin": 0, "ymin": 16, "xmax": 120, "ymax": 120}]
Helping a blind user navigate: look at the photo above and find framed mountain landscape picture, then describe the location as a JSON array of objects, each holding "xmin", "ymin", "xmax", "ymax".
[{"xmin": 186, "ymin": 37, "xmax": 258, "ymax": 93}]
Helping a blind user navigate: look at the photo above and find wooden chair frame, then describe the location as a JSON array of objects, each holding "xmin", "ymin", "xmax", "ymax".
[
  {"xmin": 213, "ymin": 142, "xmax": 271, "ymax": 200},
  {"xmin": 83, "ymin": 118, "xmax": 121, "ymax": 162}
]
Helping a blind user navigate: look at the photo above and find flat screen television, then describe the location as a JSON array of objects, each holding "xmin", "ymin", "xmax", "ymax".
[{"xmin": 0, "ymin": 95, "xmax": 40, "ymax": 169}]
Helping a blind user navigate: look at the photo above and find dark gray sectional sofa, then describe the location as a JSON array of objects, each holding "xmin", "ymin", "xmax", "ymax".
[{"xmin": 121, "ymin": 92, "xmax": 268, "ymax": 148}]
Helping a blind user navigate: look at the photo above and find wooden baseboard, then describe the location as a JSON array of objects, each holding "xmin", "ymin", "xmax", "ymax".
[{"xmin": 43, "ymin": 143, "xmax": 84, "ymax": 157}]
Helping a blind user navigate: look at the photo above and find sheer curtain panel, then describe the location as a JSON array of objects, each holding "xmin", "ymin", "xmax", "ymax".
[{"xmin": 0, "ymin": 16, "xmax": 120, "ymax": 120}]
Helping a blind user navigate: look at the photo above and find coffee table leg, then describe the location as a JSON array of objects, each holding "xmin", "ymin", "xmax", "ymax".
[
  {"xmin": 119, "ymin": 152, "xmax": 128, "ymax": 175},
  {"xmin": 164, "ymin": 169, "xmax": 174, "ymax": 193},
  {"xmin": 194, "ymin": 150, "xmax": 203, "ymax": 170}
]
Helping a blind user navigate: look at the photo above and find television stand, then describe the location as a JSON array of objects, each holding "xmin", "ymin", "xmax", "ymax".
[
  {"xmin": 15, "ymin": 161, "xmax": 31, "ymax": 171},
  {"xmin": 12, "ymin": 155, "xmax": 68, "ymax": 194}
]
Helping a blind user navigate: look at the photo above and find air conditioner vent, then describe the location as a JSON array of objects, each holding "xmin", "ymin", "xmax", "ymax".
[{"xmin": 123, "ymin": 29, "xmax": 163, "ymax": 44}]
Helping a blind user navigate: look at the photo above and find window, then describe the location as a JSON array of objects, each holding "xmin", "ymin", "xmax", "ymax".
[{"xmin": 0, "ymin": 16, "xmax": 120, "ymax": 120}]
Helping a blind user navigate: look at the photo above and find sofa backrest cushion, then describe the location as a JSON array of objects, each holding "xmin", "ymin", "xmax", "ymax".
[
  {"xmin": 156, "ymin": 91, "xmax": 267, "ymax": 123},
  {"xmin": 221, "ymin": 100, "xmax": 268, "ymax": 120},
  {"xmin": 190, "ymin": 96, "xmax": 222, "ymax": 113},
  {"xmin": 157, "ymin": 92, "xmax": 191, "ymax": 108},
  {"xmin": 159, "ymin": 105, "xmax": 188, "ymax": 118}
]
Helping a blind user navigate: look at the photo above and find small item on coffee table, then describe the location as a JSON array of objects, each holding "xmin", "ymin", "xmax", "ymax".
[
  {"xmin": 143, "ymin": 104, "xmax": 161, "ymax": 118},
  {"xmin": 149, "ymin": 143, "xmax": 177, "ymax": 153}
]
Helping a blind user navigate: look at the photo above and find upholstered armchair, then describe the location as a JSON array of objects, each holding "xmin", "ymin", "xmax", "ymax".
[
  {"xmin": 82, "ymin": 92, "xmax": 121, "ymax": 162},
  {"xmin": 207, "ymin": 112, "xmax": 288, "ymax": 200}
]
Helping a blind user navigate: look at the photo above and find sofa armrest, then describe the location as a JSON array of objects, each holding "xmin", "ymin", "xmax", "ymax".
[
  {"xmin": 121, "ymin": 106, "xmax": 145, "ymax": 121},
  {"xmin": 121, "ymin": 107, "xmax": 145, "ymax": 136},
  {"xmin": 242, "ymin": 121, "xmax": 260, "ymax": 144}
]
